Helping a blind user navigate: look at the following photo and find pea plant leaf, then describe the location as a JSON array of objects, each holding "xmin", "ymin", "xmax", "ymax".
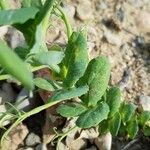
[
  {"xmin": 77, "ymin": 56, "xmax": 111, "ymax": 107},
  {"xmin": 121, "ymin": 102, "xmax": 137, "ymax": 124},
  {"xmin": 62, "ymin": 31, "xmax": 89, "ymax": 88},
  {"xmin": 57, "ymin": 103, "xmax": 87, "ymax": 118},
  {"xmin": 143, "ymin": 125, "xmax": 150, "ymax": 136},
  {"xmin": 48, "ymin": 85, "xmax": 89, "ymax": 103},
  {"xmin": 14, "ymin": 0, "xmax": 56, "ymax": 53},
  {"xmin": 34, "ymin": 78, "xmax": 58, "ymax": 91},
  {"xmin": 109, "ymin": 112, "xmax": 121, "ymax": 136},
  {"xmin": 138, "ymin": 111, "xmax": 150, "ymax": 126},
  {"xmin": 0, "ymin": 7, "xmax": 39, "ymax": 26},
  {"xmin": 106, "ymin": 87, "xmax": 121, "ymax": 117},
  {"xmin": 127, "ymin": 116, "xmax": 139, "ymax": 139},
  {"xmin": 76, "ymin": 102, "xmax": 109, "ymax": 128},
  {"xmin": 21, "ymin": 0, "xmax": 42, "ymax": 8},
  {"xmin": 32, "ymin": 51, "xmax": 65, "ymax": 67},
  {"xmin": 99, "ymin": 120, "xmax": 109, "ymax": 135},
  {"xmin": 0, "ymin": 41, "xmax": 33, "ymax": 89}
]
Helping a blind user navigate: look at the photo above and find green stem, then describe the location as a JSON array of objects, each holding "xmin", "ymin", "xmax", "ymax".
[
  {"xmin": 0, "ymin": 74, "xmax": 11, "ymax": 80},
  {"xmin": 57, "ymin": 6, "xmax": 72, "ymax": 38},
  {"xmin": 0, "ymin": 65, "xmax": 48, "ymax": 81},
  {"xmin": 0, "ymin": 0, "xmax": 9, "ymax": 10},
  {"xmin": 0, "ymin": 100, "xmax": 60, "ymax": 146},
  {"xmin": 56, "ymin": 126, "xmax": 78, "ymax": 150}
]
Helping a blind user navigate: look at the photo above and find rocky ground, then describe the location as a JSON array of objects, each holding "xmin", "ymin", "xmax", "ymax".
[{"xmin": 0, "ymin": 0, "xmax": 150, "ymax": 150}]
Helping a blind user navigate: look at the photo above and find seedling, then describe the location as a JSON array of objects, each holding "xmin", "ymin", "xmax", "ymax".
[{"xmin": 0, "ymin": 0, "xmax": 149, "ymax": 149}]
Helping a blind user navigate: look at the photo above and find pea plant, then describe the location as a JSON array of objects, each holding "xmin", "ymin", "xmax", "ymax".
[{"xmin": 0, "ymin": 0, "xmax": 149, "ymax": 148}]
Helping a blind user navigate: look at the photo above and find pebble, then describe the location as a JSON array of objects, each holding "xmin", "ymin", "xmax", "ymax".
[
  {"xmin": 0, "ymin": 26, "xmax": 8, "ymax": 39},
  {"xmin": 85, "ymin": 146, "xmax": 97, "ymax": 150},
  {"xmin": 139, "ymin": 95, "xmax": 150, "ymax": 111},
  {"xmin": 104, "ymin": 31, "xmax": 122, "ymax": 47},
  {"xmin": 25, "ymin": 132, "xmax": 41, "ymax": 147},
  {"xmin": 135, "ymin": 11, "xmax": 150, "ymax": 33},
  {"xmin": 76, "ymin": 1, "xmax": 94, "ymax": 21},
  {"xmin": 35, "ymin": 144, "xmax": 47, "ymax": 150},
  {"xmin": 6, "ymin": 27, "xmax": 25, "ymax": 49},
  {"xmin": 15, "ymin": 88, "xmax": 34, "ymax": 111},
  {"xmin": 95, "ymin": 132, "xmax": 112, "ymax": 150},
  {"xmin": 0, "ymin": 83, "xmax": 17, "ymax": 104},
  {"xmin": 66, "ymin": 136, "xmax": 87, "ymax": 150},
  {"xmin": 3, "ymin": 124, "xmax": 29, "ymax": 150},
  {"xmin": 63, "ymin": 4, "xmax": 75, "ymax": 23}
]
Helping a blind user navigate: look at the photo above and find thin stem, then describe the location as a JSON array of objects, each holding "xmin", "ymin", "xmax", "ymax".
[
  {"xmin": 0, "ymin": 100, "xmax": 59, "ymax": 146},
  {"xmin": 0, "ymin": 65, "xmax": 48, "ymax": 81},
  {"xmin": 0, "ymin": 74, "xmax": 11, "ymax": 80},
  {"xmin": 56, "ymin": 126, "xmax": 78, "ymax": 150},
  {"xmin": 56, "ymin": 6, "xmax": 72, "ymax": 38}
]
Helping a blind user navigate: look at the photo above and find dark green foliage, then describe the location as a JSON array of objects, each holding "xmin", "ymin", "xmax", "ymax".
[
  {"xmin": 76, "ymin": 102, "xmax": 109, "ymax": 128},
  {"xmin": 57, "ymin": 103, "xmax": 87, "ymax": 117},
  {"xmin": 121, "ymin": 102, "xmax": 137, "ymax": 123},
  {"xmin": 109, "ymin": 112, "xmax": 121, "ymax": 136},
  {"xmin": 127, "ymin": 116, "xmax": 139, "ymax": 139},
  {"xmin": 48, "ymin": 85, "xmax": 89, "ymax": 103},
  {"xmin": 62, "ymin": 31, "xmax": 89, "ymax": 88},
  {"xmin": 0, "ymin": 41, "xmax": 33, "ymax": 89},
  {"xmin": 77, "ymin": 56, "xmax": 111, "ymax": 107},
  {"xmin": 0, "ymin": 7, "xmax": 39, "ymax": 26},
  {"xmin": 106, "ymin": 87, "xmax": 121, "ymax": 117}
]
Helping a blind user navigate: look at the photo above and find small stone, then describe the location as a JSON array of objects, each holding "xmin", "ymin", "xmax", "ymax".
[
  {"xmin": 95, "ymin": 132, "xmax": 112, "ymax": 150},
  {"xmin": 139, "ymin": 95, "xmax": 150, "ymax": 111},
  {"xmin": 0, "ymin": 26, "xmax": 8, "ymax": 39},
  {"xmin": 25, "ymin": 133, "xmax": 41, "ymax": 147},
  {"xmin": 63, "ymin": 4, "xmax": 75, "ymax": 23},
  {"xmin": 76, "ymin": 1, "xmax": 94, "ymax": 21},
  {"xmin": 15, "ymin": 88, "xmax": 34, "ymax": 111},
  {"xmin": 79, "ymin": 128, "xmax": 99, "ymax": 139},
  {"xmin": 18, "ymin": 148, "xmax": 34, "ymax": 150},
  {"xmin": 85, "ymin": 146, "xmax": 97, "ymax": 150},
  {"xmin": 135, "ymin": 11, "xmax": 150, "ymax": 33},
  {"xmin": 2, "ymin": 124, "xmax": 29, "ymax": 150},
  {"xmin": 104, "ymin": 31, "xmax": 122, "ymax": 46},
  {"xmin": 35, "ymin": 144, "xmax": 47, "ymax": 150},
  {"xmin": 0, "ymin": 83, "xmax": 17, "ymax": 104},
  {"xmin": 6, "ymin": 27, "xmax": 25, "ymax": 49},
  {"xmin": 66, "ymin": 136, "xmax": 87, "ymax": 150}
]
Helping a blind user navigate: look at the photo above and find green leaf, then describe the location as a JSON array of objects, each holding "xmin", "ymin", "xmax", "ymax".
[
  {"xmin": 62, "ymin": 31, "xmax": 89, "ymax": 88},
  {"xmin": 0, "ymin": 41, "xmax": 33, "ymax": 89},
  {"xmin": 48, "ymin": 85, "xmax": 89, "ymax": 103},
  {"xmin": 143, "ymin": 125, "xmax": 150, "ymax": 136},
  {"xmin": 33, "ymin": 51, "xmax": 64, "ymax": 66},
  {"xmin": 109, "ymin": 112, "xmax": 121, "ymax": 136},
  {"xmin": 99, "ymin": 120, "xmax": 109, "ymax": 135},
  {"xmin": 15, "ymin": 0, "xmax": 55, "ymax": 53},
  {"xmin": 34, "ymin": 78, "xmax": 56, "ymax": 91},
  {"xmin": 57, "ymin": 103, "xmax": 87, "ymax": 117},
  {"xmin": 14, "ymin": 47, "xmax": 29, "ymax": 60},
  {"xmin": 21, "ymin": 0, "xmax": 42, "ymax": 8},
  {"xmin": 29, "ymin": 23, "xmax": 48, "ymax": 54},
  {"xmin": 0, "ymin": 7, "xmax": 39, "ymax": 26},
  {"xmin": 127, "ymin": 116, "xmax": 139, "ymax": 139},
  {"xmin": 139, "ymin": 111, "xmax": 150, "ymax": 126},
  {"xmin": 76, "ymin": 102, "xmax": 109, "ymax": 128},
  {"xmin": 121, "ymin": 102, "xmax": 137, "ymax": 124},
  {"xmin": 106, "ymin": 87, "xmax": 121, "ymax": 117},
  {"xmin": 77, "ymin": 56, "xmax": 111, "ymax": 107}
]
